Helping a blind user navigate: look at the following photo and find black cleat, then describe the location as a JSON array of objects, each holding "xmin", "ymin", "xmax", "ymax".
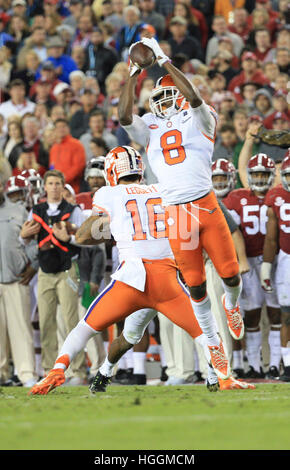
[
  {"xmin": 2, "ymin": 375, "xmax": 22, "ymax": 387},
  {"xmin": 245, "ymin": 366, "xmax": 265, "ymax": 379},
  {"xmin": 266, "ymin": 366, "xmax": 280, "ymax": 380},
  {"xmin": 206, "ymin": 379, "xmax": 219, "ymax": 392},
  {"xmin": 111, "ymin": 368, "xmax": 133, "ymax": 384},
  {"xmin": 233, "ymin": 368, "xmax": 245, "ymax": 379},
  {"xmin": 193, "ymin": 371, "xmax": 203, "ymax": 382},
  {"xmin": 160, "ymin": 366, "xmax": 168, "ymax": 382},
  {"xmin": 280, "ymin": 366, "xmax": 290, "ymax": 382},
  {"xmin": 89, "ymin": 371, "xmax": 111, "ymax": 393},
  {"xmin": 122, "ymin": 373, "xmax": 147, "ymax": 385}
]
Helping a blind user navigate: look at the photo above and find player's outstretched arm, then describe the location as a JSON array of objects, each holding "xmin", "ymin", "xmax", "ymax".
[
  {"xmin": 232, "ymin": 228, "xmax": 250, "ymax": 274},
  {"xmin": 238, "ymin": 122, "xmax": 262, "ymax": 188},
  {"xmin": 162, "ymin": 61, "xmax": 203, "ymax": 109},
  {"xmin": 118, "ymin": 66, "xmax": 140, "ymax": 126}
]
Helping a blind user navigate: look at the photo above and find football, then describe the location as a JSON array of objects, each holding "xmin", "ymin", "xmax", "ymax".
[
  {"xmin": 129, "ymin": 42, "xmax": 156, "ymax": 69},
  {"xmin": 55, "ymin": 221, "xmax": 78, "ymax": 234}
]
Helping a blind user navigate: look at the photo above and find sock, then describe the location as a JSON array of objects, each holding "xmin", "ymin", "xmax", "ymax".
[
  {"xmin": 103, "ymin": 341, "xmax": 109, "ymax": 354},
  {"xmin": 99, "ymin": 357, "xmax": 115, "ymax": 377},
  {"xmin": 157, "ymin": 345, "xmax": 167, "ymax": 367},
  {"xmin": 222, "ymin": 279, "xmax": 242, "ymax": 310},
  {"xmin": 133, "ymin": 352, "xmax": 146, "ymax": 375},
  {"xmin": 53, "ymin": 320, "xmax": 96, "ymax": 371},
  {"xmin": 233, "ymin": 349, "xmax": 244, "ymax": 370},
  {"xmin": 281, "ymin": 347, "xmax": 290, "ymax": 367},
  {"xmin": 246, "ymin": 330, "xmax": 262, "ymax": 372},
  {"xmin": 190, "ymin": 295, "xmax": 220, "ymax": 346},
  {"xmin": 268, "ymin": 329, "xmax": 281, "ymax": 369},
  {"xmin": 195, "ymin": 333, "xmax": 211, "ymax": 363},
  {"xmin": 117, "ymin": 357, "xmax": 126, "ymax": 370},
  {"xmin": 124, "ymin": 348, "xmax": 134, "ymax": 369},
  {"xmin": 35, "ymin": 353, "xmax": 43, "ymax": 377}
]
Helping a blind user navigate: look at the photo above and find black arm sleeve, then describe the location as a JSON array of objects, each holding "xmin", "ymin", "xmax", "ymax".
[{"xmin": 218, "ymin": 200, "xmax": 238, "ymax": 234}]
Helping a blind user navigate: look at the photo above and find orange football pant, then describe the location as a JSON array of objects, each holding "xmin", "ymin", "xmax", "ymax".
[
  {"xmin": 84, "ymin": 258, "xmax": 202, "ymax": 339},
  {"xmin": 165, "ymin": 191, "xmax": 239, "ymax": 287}
]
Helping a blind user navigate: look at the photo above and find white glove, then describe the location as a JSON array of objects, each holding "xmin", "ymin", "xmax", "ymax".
[
  {"xmin": 260, "ymin": 262, "xmax": 273, "ymax": 292},
  {"xmin": 141, "ymin": 37, "xmax": 170, "ymax": 67},
  {"xmin": 129, "ymin": 59, "xmax": 141, "ymax": 77}
]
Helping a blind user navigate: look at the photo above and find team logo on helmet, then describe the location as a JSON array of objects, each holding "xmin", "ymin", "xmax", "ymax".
[
  {"xmin": 104, "ymin": 146, "xmax": 144, "ymax": 186},
  {"xmin": 149, "ymin": 75, "xmax": 187, "ymax": 120},
  {"xmin": 212, "ymin": 159, "xmax": 236, "ymax": 198},
  {"xmin": 247, "ymin": 153, "xmax": 275, "ymax": 193}
]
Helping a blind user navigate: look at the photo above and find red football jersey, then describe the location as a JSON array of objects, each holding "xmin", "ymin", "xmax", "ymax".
[
  {"xmin": 264, "ymin": 185, "xmax": 290, "ymax": 255},
  {"xmin": 76, "ymin": 191, "xmax": 94, "ymax": 211},
  {"xmin": 223, "ymin": 188, "xmax": 268, "ymax": 257}
]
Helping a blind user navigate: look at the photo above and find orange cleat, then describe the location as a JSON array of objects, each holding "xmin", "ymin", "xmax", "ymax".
[
  {"xmin": 218, "ymin": 376, "xmax": 256, "ymax": 390},
  {"xmin": 208, "ymin": 341, "xmax": 230, "ymax": 380},
  {"xmin": 28, "ymin": 369, "xmax": 65, "ymax": 395},
  {"xmin": 222, "ymin": 294, "xmax": 244, "ymax": 340}
]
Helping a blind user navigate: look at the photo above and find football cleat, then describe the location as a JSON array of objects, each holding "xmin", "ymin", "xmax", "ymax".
[
  {"xmin": 233, "ymin": 368, "xmax": 245, "ymax": 379},
  {"xmin": 123, "ymin": 373, "xmax": 147, "ymax": 386},
  {"xmin": 208, "ymin": 341, "xmax": 230, "ymax": 380},
  {"xmin": 89, "ymin": 371, "xmax": 111, "ymax": 393},
  {"xmin": 28, "ymin": 369, "xmax": 65, "ymax": 395},
  {"xmin": 206, "ymin": 378, "xmax": 220, "ymax": 392},
  {"xmin": 222, "ymin": 294, "xmax": 244, "ymax": 340},
  {"xmin": 266, "ymin": 366, "xmax": 280, "ymax": 380},
  {"xmin": 218, "ymin": 376, "xmax": 256, "ymax": 390},
  {"xmin": 245, "ymin": 366, "xmax": 265, "ymax": 379},
  {"xmin": 279, "ymin": 366, "xmax": 290, "ymax": 382}
]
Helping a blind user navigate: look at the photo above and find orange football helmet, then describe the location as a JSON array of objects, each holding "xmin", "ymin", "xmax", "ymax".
[
  {"xmin": 149, "ymin": 75, "xmax": 187, "ymax": 119},
  {"xmin": 104, "ymin": 146, "xmax": 144, "ymax": 186}
]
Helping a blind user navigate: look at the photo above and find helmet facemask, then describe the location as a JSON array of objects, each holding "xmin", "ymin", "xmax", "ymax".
[
  {"xmin": 247, "ymin": 170, "xmax": 274, "ymax": 193},
  {"xmin": 281, "ymin": 168, "xmax": 290, "ymax": 192},
  {"xmin": 149, "ymin": 86, "xmax": 186, "ymax": 119},
  {"xmin": 212, "ymin": 173, "xmax": 235, "ymax": 198}
]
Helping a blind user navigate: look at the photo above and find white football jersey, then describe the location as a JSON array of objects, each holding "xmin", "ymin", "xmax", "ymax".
[
  {"xmin": 92, "ymin": 183, "xmax": 173, "ymax": 262},
  {"xmin": 123, "ymin": 102, "xmax": 217, "ymax": 205}
]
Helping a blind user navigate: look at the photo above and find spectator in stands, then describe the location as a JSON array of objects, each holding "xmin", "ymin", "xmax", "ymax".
[
  {"xmin": 17, "ymin": 26, "xmax": 47, "ymax": 70},
  {"xmin": 80, "ymin": 109, "xmax": 118, "ymax": 161},
  {"xmin": 105, "ymin": 0, "xmax": 126, "ymax": 33},
  {"xmin": 115, "ymin": 5, "xmax": 142, "ymax": 61},
  {"xmin": 49, "ymin": 118, "xmax": 86, "ymax": 193},
  {"xmin": 167, "ymin": 16, "xmax": 203, "ymax": 62},
  {"xmin": 228, "ymin": 51, "xmax": 269, "ymax": 103},
  {"xmin": 214, "ymin": 0, "xmax": 246, "ymax": 24},
  {"xmin": 253, "ymin": 28, "xmax": 273, "ymax": 63},
  {"xmin": 40, "ymin": 36, "xmax": 78, "ymax": 84},
  {"xmin": 139, "ymin": 0, "xmax": 166, "ymax": 40},
  {"xmin": 69, "ymin": 89, "xmax": 99, "ymax": 139},
  {"xmin": 276, "ymin": 47, "xmax": 290, "ymax": 75},
  {"xmin": 0, "ymin": 79, "xmax": 35, "ymax": 126},
  {"xmin": 2, "ymin": 119, "xmax": 23, "ymax": 163},
  {"xmin": 63, "ymin": 0, "xmax": 83, "ymax": 30},
  {"xmin": 83, "ymin": 26, "xmax": 118, "ymax": 95},
  {"xmin": 212, "ymin": 123, "xmax": 237, "ymax": 161},
  {"xmin": 239, "ymin": 82, "xmax": 261, "ymax": 111},
  {"xmin": 71, "ymin": 44, "xmax": 86, "ymax": 71},
  {"xmin": 263, "ymin": 61, "xmax": 280, "ymax": 91},
  {"xmin": 69, "ymin": 70, "xmax": 86, "ymax": 97},
  {"xmin": 12, "ymin": 146, "xmax": 46, "ymax": 177},
  {"xmin": 228, "ymin": 8, "xmax": 251, "ymax": 43},
  {"xmin": 71, "ymin": 14, "xmax": 93, "ymax": 49},
  {"xmin": 0, "ymin": 173, "xmax": 38, "ymax": 388},
  {"xmin": 252, "ymin": 88, "xmax": 273, "ymax": 119},
  {"xmin": 0, "ymin": 46, "xmax": 12, "ymax": 92},
  {"xmin": 205, "ymin": 15, "xmax": 244, "ymax": 65}
]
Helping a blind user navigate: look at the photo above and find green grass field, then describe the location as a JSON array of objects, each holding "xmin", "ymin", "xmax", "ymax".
[{"xmin": 1, "ymin": 384, "xmax": 289, "ymax": 450}]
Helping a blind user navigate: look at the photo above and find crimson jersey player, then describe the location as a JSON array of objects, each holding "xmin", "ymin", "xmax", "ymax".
[
  {"xmin": 261, "ymin": 153, "xmax": 290, "ymax": 382},
  {"xmin": 223, "ymin": 154, "xmax": 282, "ymax": 380},
  {"xmin": 76, "ymin": 157, "xmax": 106, "ymax": 217}
]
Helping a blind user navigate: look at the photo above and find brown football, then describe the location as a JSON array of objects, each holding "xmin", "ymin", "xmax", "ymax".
[{"xmin": 129, "ymin": 42, "xmax": 155, "ymax": 69}]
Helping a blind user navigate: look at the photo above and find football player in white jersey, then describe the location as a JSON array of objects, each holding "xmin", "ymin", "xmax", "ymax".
[
  {"xmin": 30, "ymin": 146, "xmax": 256, "ymax": 395},
  {"xmin": 118, "ymin": 38, "xmax": 244, "ymax": 360}
]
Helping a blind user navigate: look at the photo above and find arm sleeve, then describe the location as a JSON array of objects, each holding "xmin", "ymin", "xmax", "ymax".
[
  {"xmin": 191, "ymin": 102, "xmax": 217, "ymax": 140},
  {"xmin": 122, "ymin": 114, "xmax": 150, "ymax": 148},
  {"xmin": 218, "ymin": 200, "xmax": 238, "ymax": 234}
]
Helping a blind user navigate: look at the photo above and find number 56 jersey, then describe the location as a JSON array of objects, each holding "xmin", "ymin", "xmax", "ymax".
[
  {"xmin": 223, "ymin": 188, "xmax": 268, "ymax": 257},
  {"xmin": 92, "ymin": 183, "xmax": 173, "ymax": 262}
]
